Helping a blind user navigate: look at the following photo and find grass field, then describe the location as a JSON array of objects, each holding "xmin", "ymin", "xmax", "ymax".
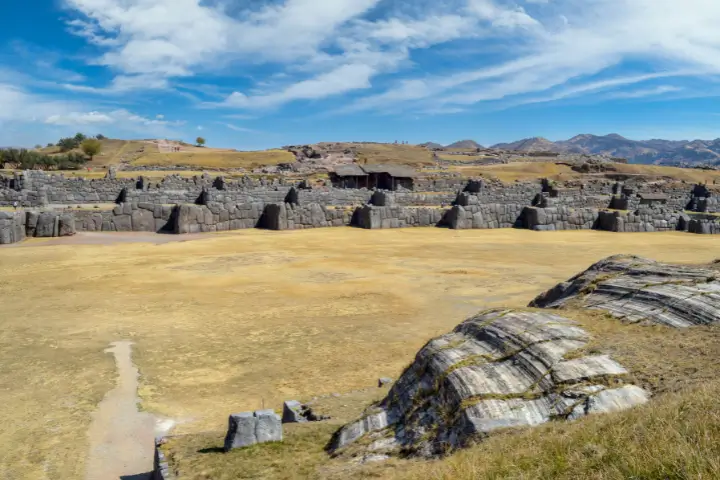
[{"xmin": 0, "ymin": 229, "xmax": 719, "ymax": 479}]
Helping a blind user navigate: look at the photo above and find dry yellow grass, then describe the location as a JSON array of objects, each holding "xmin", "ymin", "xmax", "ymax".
[
  {"xmin": 38, "ymin": 139, "xmax": 152, "ymax": 166},
  {"xmin": 0, "ymin": 229, "xmax": 719, "ymax": 479},
  {"xmin": 451, "ymin": 162, "xmax": 581, "ymax": 182},
  {"xmin": 131, "ymin": 150, "xmax": 295, "ymax": 169},
  {"xmin": 451, "ymin": 161, "xmax": 720, "ymax": 183},
  {"xmin": 437, "ymin": 154, "xmax": 489, "ymax": 162},
  {"xmin": 354, "ymin": 144, "xmax": 434, "ymax": 166}
]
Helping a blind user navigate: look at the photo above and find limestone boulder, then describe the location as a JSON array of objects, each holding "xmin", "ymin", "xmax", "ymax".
[
  {"xmin": 530, "ymin": 255, "xmax": 720, "ymax": 327},
  {"xmin": 329, "ymin": 310, "xmax": 648, "ymax": 458},
  {"xmin": 224, "ymin": 409, "xmax": 282, "ymax": 451}
]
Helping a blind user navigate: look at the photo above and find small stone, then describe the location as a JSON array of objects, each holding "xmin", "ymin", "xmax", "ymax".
[
  {"xmin": 378, "ymin": 377, "xmax": 394, "ymax": 388},
  {"xmin": 282, "ymin": 400, "xmax": 307, "ymax": 424}
]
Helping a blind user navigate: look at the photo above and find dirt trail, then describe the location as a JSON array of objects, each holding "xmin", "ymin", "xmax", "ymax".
[{"xmin": 85, "ymin": 341, "xmax": 166, "ymax": 480}]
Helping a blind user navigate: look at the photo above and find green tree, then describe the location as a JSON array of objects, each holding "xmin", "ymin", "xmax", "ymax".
[
  {"xmin": 196, "ymin": 137, "xmax": 206, "ymax": 147},
  {"xmin": 81, "ymin": 138, "xmax": 102, "ymax": 161},
  {"xmin": 58, "ymin": 137, "xmax": 78, "ymax": 152},
  {"xmin": 96, "ymin": 134, "xmax": 107, "ymax": 140},
  {"xmin": 74, "ymin": 133, "xmax": 87, "ymax": 143}
]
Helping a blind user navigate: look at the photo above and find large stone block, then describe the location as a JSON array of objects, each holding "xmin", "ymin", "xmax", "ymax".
[
  {"xmin": 58, "ymin": 214, "xmax": 76, "ymax": 237},
  {"xmin": 112, "ymin": 214, "xmax": 132, "ymax": 232},
  {"xmin": 131, "ymin": 208, "xmax": 156, "ymax": 232},
  {"xmin": 224, "ymin": 410, "xmax": 282, "ymax": 451},
  {"xmin": 35, "ymin": 212, "xmax": 57, "ymax": 237}
]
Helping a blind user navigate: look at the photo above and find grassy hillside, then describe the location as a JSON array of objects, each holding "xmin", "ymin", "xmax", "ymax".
[
  {"xmin": 453, "ymin": 162, "xmax": 720, "ymax": 183},
  {"xmin": 38, "ymin": 139, "xmax": 152, "ymax": 166},
  {"xmin": 130, "ymin": 150, "xmax": 295, "ymax": 169},
  {"xmin": 354, "ymin": 143, "xmax": 434, "ymax": 166}
]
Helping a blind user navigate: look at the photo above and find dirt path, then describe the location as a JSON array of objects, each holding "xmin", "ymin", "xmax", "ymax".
[{"xmin": 85, "ymin": 341, "xmax": 165, "ymax": 480}]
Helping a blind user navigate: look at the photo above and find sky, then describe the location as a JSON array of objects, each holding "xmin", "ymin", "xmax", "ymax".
[{"xmin": 2, "ymin": 0, "xmax": 720, "ymax": 150}]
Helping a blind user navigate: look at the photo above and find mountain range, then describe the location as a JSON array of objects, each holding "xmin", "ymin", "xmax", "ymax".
[{"xmin": 431, "ymin": 134, "xmax": 720, "ymax": 166}]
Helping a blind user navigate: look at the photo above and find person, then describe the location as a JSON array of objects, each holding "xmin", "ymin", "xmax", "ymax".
[{"xmin": 13, "ymin": 201, "xmax": 18, "ymax": 210}]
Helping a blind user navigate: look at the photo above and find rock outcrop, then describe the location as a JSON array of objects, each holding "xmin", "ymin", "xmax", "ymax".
[
  {"xmin": 329, "ymin": 310, "xmax": 648, "ymax": 458},
  {"xmin": 530, "ymin": 255, "xmax": 720, "ymax": 327}
]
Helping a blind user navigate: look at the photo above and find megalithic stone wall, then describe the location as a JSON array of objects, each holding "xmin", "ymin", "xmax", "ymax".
[
  {"xmin": 354, "ymin": 205, "xmax": 448, "ymax": 229},
  {"xmin": 25, "ymin": 211, "xmax": 76, "ymax": 238},
  {"xmin": 260, "ymin": 203, "xmax": 354, "ymax": 230},
  {"xmin": 446, "ymin": 204, "xmax": 526, "ymax": 230},
  {"xmin": 596, "ymin": 209, "xmax": 689, "ymax": 233},
  {"xmin": 688, "ymin": 216, "xmax": 720, "ymax": 234},
  {"xmin": 174, "ymin": 202, "xmax": 265, "ymax": 234},
  {"xmin": 0, "ymin": 211, "xmax": 26, "ymax": 244},
  {"xmin": 519, "ymin": 206, "xmax": 599, "ymax": 231}
]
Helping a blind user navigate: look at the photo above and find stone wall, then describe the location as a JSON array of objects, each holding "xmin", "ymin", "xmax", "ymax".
[
  {"xmin": 73, "ymin": 203, "xmax": 175, "ymax": 233},
  {"xmin": 354, "ymin": 206, "xmax": 448, "ymax": 229},
  {"xmin": 175, "ymin": 202, "xmax": 264, "ymax": 233},
  {"xmin": 596, "ymin": 208, "xmax": 687, "ymax": 233},
  {"xmin": 520, "ymin": 206, "xmax": 599, "ymax": 231},
  {"xmin": 688, "ymin": 216, "xmax": 720, "ymax": 234},
  {"xmin": 26, "ymin": 211, "xmax": 76, "ymax": 238},
  {"xmin": 260, "ymin": 203, "xmax": 353, "ymax": 230},
  {"xmin": 0, "ymin": 211, "xmax": 26, "ymax": 244},
  {"xmin": 445, "ymin": 204, "xmax": 525, "ymax": 230}
]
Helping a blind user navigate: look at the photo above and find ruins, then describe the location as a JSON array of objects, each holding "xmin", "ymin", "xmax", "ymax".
[{"xmin": 1, "ymin": 168, "xmax": 718, "ymax": 245}]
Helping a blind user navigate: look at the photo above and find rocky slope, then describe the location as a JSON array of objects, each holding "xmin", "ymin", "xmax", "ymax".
[
  {"xmin": 530, "ymin": 255, "xmax": 720, "ymax": 327},
  {"xmin": 329, "ymin": 309, "xmax": 649, "ymax": 459},
  {"xmin": 490, "ymin": 134, "xmax": 720, "ymax": 166}
]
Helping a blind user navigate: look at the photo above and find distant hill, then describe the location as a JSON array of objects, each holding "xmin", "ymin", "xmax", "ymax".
[
  {"xmin": 419, "ymin": 142, "xmax": 444, "ymax": 149},
  {"xmin": 491, "ymin": 134, "xmax": 720, "ymax": 166},
  {"xmin": 492, "ymin": 137, "xmax": 557, "ymax": 152},
  {"xmin": 446, "ymin": 140, "xmax": 483, "ymax": 149}
]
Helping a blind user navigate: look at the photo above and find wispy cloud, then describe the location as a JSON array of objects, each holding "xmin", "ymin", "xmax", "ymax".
[
  {"xmin": 218, "ymin": 122, "xmax": 260, "ymax": 133},
  {"xmin": 54, "ymin": 0, "xmax": 720, "ymax": 116},
  {"xmin": 607, "ymin": 85, "xmax": 684, "ymax": 99}
]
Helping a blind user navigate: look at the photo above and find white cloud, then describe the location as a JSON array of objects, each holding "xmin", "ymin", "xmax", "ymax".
[
  {"xmin": 220, "ymin": 123, "xmax": 258, "ymax": 133},
  {"xmin": 56, "ymin": 0, "xmax": 720, "ymax": 115},
  {"xmin": 607, "ymin": 85, "xmax": 684, "ymax": 99},
  {"xmin": 45, "ymin": 111, "xmax": 113, "ymax": 125},
  {"xmin": 222, "ymin": 64, "xmax": 376, "ymax": 109},
  {"xmin": 343, "ymin": 0, "xmax": 720, "ymax": 113},
  {"xmin": 43, "ymin": 109, "xmax": 182, "ymax": 128}
]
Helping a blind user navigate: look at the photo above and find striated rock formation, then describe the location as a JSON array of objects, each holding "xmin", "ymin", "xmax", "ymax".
[
  {"xmin": 530, "ymin": 255, "xmax": 720, "ymax": 327},
  {"xmin": 329, "ymin": 310, "xmax": 648, "ymax": 458}
]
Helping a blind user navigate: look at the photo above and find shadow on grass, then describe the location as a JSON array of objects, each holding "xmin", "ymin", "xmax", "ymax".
[
  {"xmin": 198, "ymin": 446, "xmax": 225, "ymax": 454},
  {"xmin": 120, "ymin": 473, "xmax": 153, "ymax": 480}
]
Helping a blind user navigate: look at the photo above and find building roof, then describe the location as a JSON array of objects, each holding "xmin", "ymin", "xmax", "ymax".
[
  {"xmin": 333, "ymin": 164, "xmax": 368, "ymax": 177},
  {"xmin": 639, "ymin": 193, "xmax": 669, "ymax": 201},
  {"xmin": 360, "ymin": 164, "xmax": 418, "ymax": 178}
]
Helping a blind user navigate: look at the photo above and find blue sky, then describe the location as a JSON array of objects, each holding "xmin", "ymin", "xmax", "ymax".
[{"xmin": 2, "ymin": 0, "xmax": 720, "ymax": 150}]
